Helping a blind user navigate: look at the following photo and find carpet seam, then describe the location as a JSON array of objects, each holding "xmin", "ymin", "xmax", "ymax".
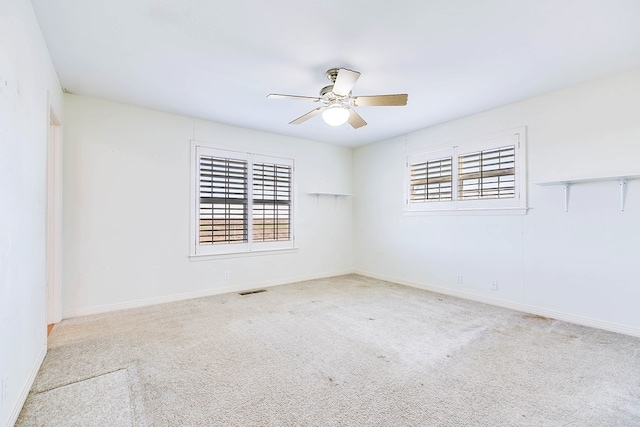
[{"xmin": 31, "ymin": 367, "xmax": 129, "ymax": 395}]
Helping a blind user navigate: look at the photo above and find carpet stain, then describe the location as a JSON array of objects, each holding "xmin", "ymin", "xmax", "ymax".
[
  {"xmin": 522, "ymin": 313, "xmax": 553, "ymax": 321},
  {"xmin": 238, "ymin": 289, "xmax": 267, "ymax": 296},
  {"xmin": 377, "ymin": 355, "xmax": 390, "ymax": 362}
]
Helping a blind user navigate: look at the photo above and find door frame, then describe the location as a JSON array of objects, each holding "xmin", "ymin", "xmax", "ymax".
[{"xmin": 46, "ymin": 101, "xmax": 62, "ymax": 324}]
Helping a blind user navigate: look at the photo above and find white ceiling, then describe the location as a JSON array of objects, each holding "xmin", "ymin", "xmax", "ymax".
[{"xmin": 31, "ymin": 0, "xmax": 640, "ymax": 147}]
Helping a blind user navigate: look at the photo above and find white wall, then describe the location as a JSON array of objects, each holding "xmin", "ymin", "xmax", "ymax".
[
  {"xmin": 0, "ymin": 0, "xmax": 63, "ymax": 425},
  {"xmin": 62, "ymin": 95, "xmax": 353, "ymax": 316},
  {"xmin": 353, "ymin": 68, "xmax": 640, "ymax": 334},
  {"xmin": 5, "ymin": 22, "xmax": 638, "ymax": 422}
]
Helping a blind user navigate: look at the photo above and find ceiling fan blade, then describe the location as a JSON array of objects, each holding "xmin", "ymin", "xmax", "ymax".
[
  {"xmin": 347, "ymin": 109, "xmax": 367, "ymax": 129},
  {"xmin": 353, "ymin": 94, "xmax": 408, "ymax": 107},
  {"xmin": 289, "ymin": 106, "xmax": 326, "ymax": 125},
  {"xmin": 267, "ymin": 94, "xmax": 322, "ymax": 102},
  {"xmin": 333, "ymin": 68, "xmax": 361, "ymax": 96}
]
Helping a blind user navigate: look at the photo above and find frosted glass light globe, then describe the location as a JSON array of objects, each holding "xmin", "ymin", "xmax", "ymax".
[{"xmin": 322, "ymin": 105, "xmax": 350, "ymax": 126}]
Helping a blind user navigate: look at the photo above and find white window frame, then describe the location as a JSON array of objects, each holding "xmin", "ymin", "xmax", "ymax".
[
  {"xmin": 190, "ymin": 142, "xmax": 295, "ymax": 258},
  {"xmin": 405, "ymin": 127, "xmax": 527, "ymax": 215}
]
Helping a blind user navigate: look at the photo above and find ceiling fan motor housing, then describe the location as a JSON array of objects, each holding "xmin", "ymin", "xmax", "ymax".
[
  {"xmin": 319, "ymin": 85, "xmax": 334, "ymax": 98},
  {"xmin": 319, "ymin": 85, "xmax": 352, "ymax": 108},
  {"xmin": 325, "ymin": 68, "xmax": 340, "ymax": 83}
]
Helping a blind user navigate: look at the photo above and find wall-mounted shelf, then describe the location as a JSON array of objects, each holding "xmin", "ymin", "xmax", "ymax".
[
  {"xmin": 307, "ymin": 192, "xmax": 353, "ymax": 209},
  {"xmin": 307, "ymin": 192, "xmax": 354, "ymax": 198},
  {"xmin": 536, "ymin": 175, "xmax": 640, "ymax": 212}
]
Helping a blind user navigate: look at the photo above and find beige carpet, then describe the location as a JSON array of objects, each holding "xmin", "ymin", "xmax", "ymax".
[
  {"xmin": 17, "ymin": 275, "xmax": 640, "ymax": 426},
  {"xmin": 18, "ymin": 369, "xmax": 136, "ymax": 426}
]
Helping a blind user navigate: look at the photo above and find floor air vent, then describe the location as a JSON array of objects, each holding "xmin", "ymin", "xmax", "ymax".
[{"xmin": 239, "ymin": 289, "xmax": 267, "ymax": 296}]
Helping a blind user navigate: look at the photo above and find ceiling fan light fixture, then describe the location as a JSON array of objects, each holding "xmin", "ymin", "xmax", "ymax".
[
  {"xmin": 267, "ymin": 67, "xmax": 408, "ymax": 129},
  {"xmin": 322, "ymin": 105, "xmax": 350, "ymax": 126}
]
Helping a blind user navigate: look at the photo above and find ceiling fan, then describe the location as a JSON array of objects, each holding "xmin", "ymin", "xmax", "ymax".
[{"xmin": 267, "ymin": 68, "xmax": 408, "ymax": 129}]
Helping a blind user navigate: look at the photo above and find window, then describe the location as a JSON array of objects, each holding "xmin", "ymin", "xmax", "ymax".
[
  {"xmin": 252, "ymin": 162, "xmax": 292, "ymax": 242},
  {"xmin": 405, "ymin": 128, "xmax": 527, "ymax": 214},
  {"xmin": 457, "ymin": 145, "xmax": 515, "ymax": 200},
  {"xmin": 409, "ymin": 155, "xmax": 453, "ymax": 202},
  {"xmin": 192, "ymin": 144, "xmax": 294, "ymax": 256},
  {"xmin": 198, "ymin": 156, "xmax": 248, "ymax": 245}
]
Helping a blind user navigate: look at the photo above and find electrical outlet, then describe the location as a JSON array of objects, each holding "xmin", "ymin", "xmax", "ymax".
[
  {"xmin": 456, "ymin": 274, "xmax": 463, "ymax": 284},
  {"xmin": 223, "ymin": 271, "xmax": 230, "ymax": 280},
  {"xmin": 491, "ymin": 280, "xmax": 498, "ymax": 291}
]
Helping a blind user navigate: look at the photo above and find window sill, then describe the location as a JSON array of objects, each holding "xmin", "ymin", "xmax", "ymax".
[
  {"xmin": 403, "ymin": 207, "xmax": 528, "ymax": 216},
  {"xmin": 189, "ymin": 247, "xmax": 299, "ymax": 261}
]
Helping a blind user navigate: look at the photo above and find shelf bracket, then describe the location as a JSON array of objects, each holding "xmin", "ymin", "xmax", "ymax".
[
  {"xmin": 536, "ymin": 174, "xmax": 639, "ymax": 212},
  {"xmin": 620, "ymin": 178, "xmax": 627, "ymax": 212}
]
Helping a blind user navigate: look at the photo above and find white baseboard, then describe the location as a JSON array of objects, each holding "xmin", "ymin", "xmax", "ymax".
[
  {"xmin": 355, "ymin": 270, "xmax": 640, "ymax": 338},
  {"xmin": 6, "ymin": 344, "xmax": 46, "ymax": 427},
  {"xmin": 62, "ymin": 268, "xmax": 640, "ymax": 337},
  {"xmin": 63, "ymin": 269, "xmax": 356, "ymax": 319}
]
